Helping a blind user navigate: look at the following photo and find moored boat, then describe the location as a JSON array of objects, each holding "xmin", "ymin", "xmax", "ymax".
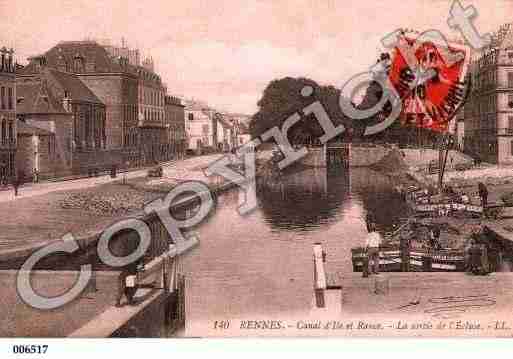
[{"xmin": 351, "ymin": 246, "xmax": 466, "ymax": 272}]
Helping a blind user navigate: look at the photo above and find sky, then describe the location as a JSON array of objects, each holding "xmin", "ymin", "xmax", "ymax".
[{"xmin": 1, "ymin": 0, "xmax": 512, "ymax": 114}]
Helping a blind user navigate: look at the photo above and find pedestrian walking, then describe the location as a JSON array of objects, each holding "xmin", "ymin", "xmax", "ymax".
[
  {"xmin": 12, "ymin": 176, "xmax": 19, "ymax": 197},
  {"xmin": 478, "ymin": 182, "xmax": 488, "ymax": 209},
  {"xmin": 365, "ymin": 222, "xmax": 383, "ymax": 275},
  {"xmin": 32, "ymin": 168, "xmax": 39, "ymax": 183}
]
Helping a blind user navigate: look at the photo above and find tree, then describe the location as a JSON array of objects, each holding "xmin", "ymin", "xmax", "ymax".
[{"xmin": 250, "ymin": 77, "xmax": 351, "ymax": 145}]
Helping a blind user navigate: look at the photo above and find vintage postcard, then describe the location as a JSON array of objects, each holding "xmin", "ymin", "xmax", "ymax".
[{"xmin": 2, "ymin": 0, "xmax": 513, "ymax": 343}]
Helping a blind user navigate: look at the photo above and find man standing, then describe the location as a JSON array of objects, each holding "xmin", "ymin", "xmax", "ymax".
[
  {"xmin": 478, "ymin": 182, "xmax": 488, "ymax": 209},
  {"xmin": 12, "ymin": 175, "xmax": 19, "ymax": 197},
  {"xmin": 32, "ymin": 168, "xmax": 39, "ymax": 183},
  {"xmin": 365, "ymin": 222, "xmax": 384, "ymax": 275},
  {"xmin": 399, "ymin": 225, "xmax": 411, "ymax": 272}
]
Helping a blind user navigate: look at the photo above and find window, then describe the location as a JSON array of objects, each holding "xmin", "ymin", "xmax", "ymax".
[
  {"xmin": 7, "ymin": 87, "xmax": 12, "ymax": 109},
  {"xmin": 1, "ymin": 120, "xmax": 5, "ymax": 142},
  {"xmin": 508, "ymin": 94, "xmax": 513, "ymax": 108},
  {"xmin": 188, "ymin": 113, "xmax": 194, "ymax": 121},
  {"xmin": 8, "ymin": 121, "xmax": 13, "ymax": 141},
  {"xmin": 0, "ymin": 87, "xmax": 4, "ymax": 109},
  {"xmin": 202, "ymin": 124, "xmax": 209, "ymax": 134},
  {"xmin": 508, "ymin": 72, "xmax": 513, "ymax": 88},
  {"xmin": 48, "ymin": 137, "xmax": 53, "ymax": 154}
]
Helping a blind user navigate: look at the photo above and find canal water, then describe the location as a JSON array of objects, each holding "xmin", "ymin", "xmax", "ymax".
[{"xmin": 179, "ymin": 167, "xmax": 409, "ymax": 336}]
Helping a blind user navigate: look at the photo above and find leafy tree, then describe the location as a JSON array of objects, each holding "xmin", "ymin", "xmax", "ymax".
[{"xmin": 250, "ymin": 77, "xmax": 353, "ymax": 145}]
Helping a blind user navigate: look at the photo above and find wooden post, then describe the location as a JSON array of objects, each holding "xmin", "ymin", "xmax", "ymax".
[{"xmin": 313, "ymin": 243, "xmax": 327, "ymax": 308}]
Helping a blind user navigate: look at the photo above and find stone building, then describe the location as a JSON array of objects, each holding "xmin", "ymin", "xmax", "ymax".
[
  {"xmin": 16, "ymin": 67, "xmax": 105, "ymax": 178},
  {"xmin": 164, "ymin": 95, "xmax": 186, "ymax": 157},
  {"xmin": 215, "ymin": 113, "xmax": 234, "ymax": 152},
  {"xmin": 136, "ymin": 58, "xmax": 168, "ymax": 164},
  {"xmin": 19, "ymin": 41, "xmax": 139, "ymax": 157},
  {"xmin": 16, "ymin": 122, "xmax": 57, "ymax": 180},
  {"xmin": 222, "ymin": 113, "xmax": 252, "ymax": 148},
  {"xmin": 464, "ymin": 23, "xmax": 513, "ymax": 164},
  {"xmin": 184, "ymin": 99, "xmax": 217, "ymax": 153},
  {"xmin": 0, "ymin": 47, "xmax": 16, "ymax": 181}
]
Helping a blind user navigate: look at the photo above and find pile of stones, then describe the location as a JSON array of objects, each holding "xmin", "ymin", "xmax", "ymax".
[{"xmin": 60, "ymin": 190, "xmax": 155, "ymax": 216}]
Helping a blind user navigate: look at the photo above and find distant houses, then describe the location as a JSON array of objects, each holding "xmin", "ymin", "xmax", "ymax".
[
  {"xmin": 1, "ymin": 39, "xmax": 253, "ymax": 181},
  {"xmin": 183, "ymin": 99, "xmax": 252, "ymax": 154}
]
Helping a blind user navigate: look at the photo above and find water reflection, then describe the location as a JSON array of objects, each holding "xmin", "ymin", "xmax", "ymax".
[
  {"xmin": 349, "ymin": 168, "xmax": 410, "ymax": 230},
  {"xmin": 258, "ymin": 168, "xmax": 350, "ymax": 232},
  {"xmin": 258, "ymin": 167, "xmax": 408, "ymax": 233},
  {"xmin": 180, "ymin": 166, "xmax": 409, "ymax": 335}
]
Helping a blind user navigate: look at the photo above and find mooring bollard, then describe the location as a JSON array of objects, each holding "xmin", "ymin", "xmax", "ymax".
[{"xmin": 313, "ymin": 243, "xmax": 327, "ymax": 308}]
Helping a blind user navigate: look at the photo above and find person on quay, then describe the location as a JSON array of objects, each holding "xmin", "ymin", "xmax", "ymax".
[
  {"xmin": 365, "ymin": 222, "xmax": 383, "ymax": 275},
  {"xmin": 478, "ymin": 182, "xmax": 488, "ymax": 209},
  {"xmin": 32, "ymin": 168, "xmax": 39, "ymax": 183},
  {"xmin": 399, "ymin": 224, "xmax": 412, "ymax": 272}
]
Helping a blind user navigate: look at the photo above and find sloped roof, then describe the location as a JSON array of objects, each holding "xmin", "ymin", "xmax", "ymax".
[
  {"xmin": 16, "ymin": 79, "xmax": 65, "ymax": 114},
  {"xmin": 16, "ymin": 120, "xmax": 53, "ymax": 136},
  {"xmin": 47, "ymin": 69, "xmax": 102, "ymax": 104},
  {"xmin": 19, "ymin": 41, "xmax": 134, "ymax": 75},
  {"xmin": 17, "ymin": 68, "xmax": 103, "ymax": 114},
  {"xmin": 183, "ymin": 99, "xmax": 214, "ymax": 112}
]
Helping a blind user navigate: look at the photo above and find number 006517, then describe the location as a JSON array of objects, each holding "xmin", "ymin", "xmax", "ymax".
[{"xmin": 12, "ymin": 345, "xmax": 48, "ymax": 354}]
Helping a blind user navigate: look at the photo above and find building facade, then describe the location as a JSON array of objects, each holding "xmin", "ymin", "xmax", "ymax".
[
  {"xmin": 464, "ymin": 23, "xmax": 513, "ymax": 164},
  {"xmin": 184, "ymin": 99, "xmax": 217, "ymax": 153},
  {"xmin": 16, "ymin": 66, "xmax": 106, "ymax": 178},
  {"xmin": 0, "ymin": 47, "xmax": 16, "ymax": 181},
  {"xmin": 136, "ymin": 59, "xmax": 168, "ymax": 164},
  {"xmin": 215, "ymin": 113, "xmax": 234, "ymax": 152},
  {"xmin": 20, "ymin": 41, "xmax": 139, "ymax": 155},
  {"xmin": 164, "ymin": 95, "xmax": 186, "ymax": 157}
]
